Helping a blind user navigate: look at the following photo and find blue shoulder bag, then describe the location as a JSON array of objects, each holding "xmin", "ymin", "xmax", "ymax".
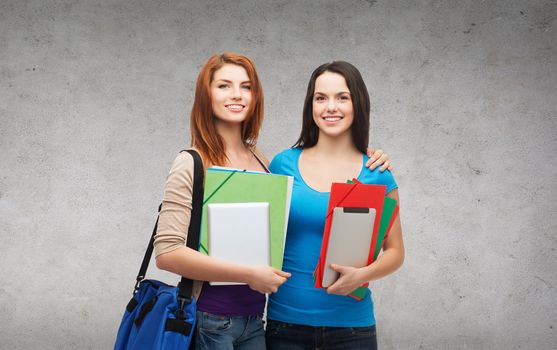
[{"xmin": 114, "ymin": 149, "xmax": 204, "ymax": 350}]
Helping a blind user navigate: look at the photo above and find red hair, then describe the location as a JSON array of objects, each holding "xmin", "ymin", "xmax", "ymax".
[{"xmin": 190, "ymin": 53, "xmax": 264, "ymax": 166}]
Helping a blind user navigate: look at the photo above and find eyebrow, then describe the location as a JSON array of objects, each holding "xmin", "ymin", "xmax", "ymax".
[
  {"xmin": 214, "ymin": 79, "xmax": 251, "ymax": 84},
  {"xmin": 313, "ymin": 91, "xmax": 351, "ymax": 95}
]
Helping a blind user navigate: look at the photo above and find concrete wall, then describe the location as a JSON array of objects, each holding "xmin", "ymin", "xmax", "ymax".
[{"xmin": 1, "ymin": 0, "xmax": 555, "ymax": 349}]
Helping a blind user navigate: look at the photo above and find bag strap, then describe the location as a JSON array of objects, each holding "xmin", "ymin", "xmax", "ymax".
[
  {"xmin": 134, "ymin": 149, "xmax": 204, "ymax": 302},
  {"xmin": 177, "ymin": 149, "xmax": 204, "ymax": 300}
]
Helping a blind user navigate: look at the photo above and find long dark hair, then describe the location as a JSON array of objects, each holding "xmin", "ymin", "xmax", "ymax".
[{"xmin": 293, "ymin": 61, "xmax": 370, "ymax": 153}]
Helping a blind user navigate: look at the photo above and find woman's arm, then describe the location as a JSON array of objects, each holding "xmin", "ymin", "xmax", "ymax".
[
  {"xmin": 154, "ymin": 152, "xmax": 289, "ymax": 294},
  {"xmin": 325, "ymin": 189, "xmax": 404, "ymax": 296},
  {"xmin": 156, "ymin": 247, "xmax": 289, "ymax": 294}
]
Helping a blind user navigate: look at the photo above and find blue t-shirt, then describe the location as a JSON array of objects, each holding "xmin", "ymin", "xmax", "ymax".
[{"xmin": 267, "ymin": 147, "xmax": 398, "ymax": 327}]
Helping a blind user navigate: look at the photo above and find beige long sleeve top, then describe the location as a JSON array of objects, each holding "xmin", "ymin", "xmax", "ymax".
[{"xmin": 154, "ymin": 151, "xmax": 196, "ymax": 257}]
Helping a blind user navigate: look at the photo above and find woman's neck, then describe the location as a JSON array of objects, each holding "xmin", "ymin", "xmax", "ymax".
[
  {"xmin": 215, "ymin": 119, "xmax": 244, "ymax": 148},
  {"xmin": 298, "ymin": 131, "xmax": 363, "ymax": 192},
  {"xmin": 214, "ymin": 120, "xmax": 252, "ymax": 165},
  {"xmin": 306, "ymin": 130, "xmax": 361, "ymax": 159}
]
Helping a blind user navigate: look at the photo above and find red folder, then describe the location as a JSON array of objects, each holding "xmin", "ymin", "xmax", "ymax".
[{"xmin": 314, "ymin": 181, "xmax": 387, "ymax": 289}]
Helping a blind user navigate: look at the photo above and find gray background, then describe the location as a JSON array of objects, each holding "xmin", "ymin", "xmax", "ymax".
[{"xmin": 1, "ymin": 0, "xmax": 556, "ymax": 349}]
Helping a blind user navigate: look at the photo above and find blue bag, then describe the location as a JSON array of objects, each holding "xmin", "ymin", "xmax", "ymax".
[
  {"xmin": 114, "ymin": 150, "xmax": 204, "ymax": 350},
  {"xmin": 115, "ymin": 280, "xmax": 197, "ymax": 350}
]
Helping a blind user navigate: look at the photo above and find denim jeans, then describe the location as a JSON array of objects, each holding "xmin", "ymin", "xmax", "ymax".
[
  {"xmin": 265, "ymin": 319, "xmax": 377, "ymax": 350},
  {"xmin": 194, "ymin": 311, "xmax": 266, "ymax": 350}
]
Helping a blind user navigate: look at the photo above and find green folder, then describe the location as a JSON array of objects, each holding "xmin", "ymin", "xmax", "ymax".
[
  {"xmin": 373, "ymin": 197, "xmax": 397, "ymax": 260},
  {"xmin": 201, "ymin": 168, "xmax": 293, "ymax": 270},
  {"xmin": 350, "ymin": 196, "xmax": 398, "ymax": 300}
]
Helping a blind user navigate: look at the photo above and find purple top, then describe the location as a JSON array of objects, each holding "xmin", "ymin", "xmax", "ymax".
[{"xmin": 197, "ymin": 283, "xmax": 265, "ymax": 316}]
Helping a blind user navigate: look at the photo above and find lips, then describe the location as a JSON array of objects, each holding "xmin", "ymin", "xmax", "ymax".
[
  {"xmin": 322, "ymin": 116, "xmax": 343, "ymax": 122},
  {"xmin": 225, "ymin": 104, "xmax": 245, "ymax": 112}
]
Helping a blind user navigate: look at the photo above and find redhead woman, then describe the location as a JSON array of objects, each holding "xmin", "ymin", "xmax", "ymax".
[
  {"xmin": 153, "ymin": 53, "xmax": 392, "ymax": 349},
  {"xmin": 266, "ymin": 61, "xmax": 404, "ymax": 350}
]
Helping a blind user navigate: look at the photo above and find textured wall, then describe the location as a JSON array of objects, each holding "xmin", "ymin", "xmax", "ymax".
[{"xmin": 1, "ymin": 0, "xmax": 556, "ymax": 349}]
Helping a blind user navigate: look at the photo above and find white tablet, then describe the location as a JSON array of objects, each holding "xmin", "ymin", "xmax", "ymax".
[
  {"xmin": 322, "ymin": 207, "xmax": 376, "ymax": 288},
  {"xmin": 207, "ymin": 202, "xmax": 270, "ymax": 285}
]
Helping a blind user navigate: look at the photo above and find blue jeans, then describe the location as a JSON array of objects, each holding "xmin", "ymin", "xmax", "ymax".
[
  {"xmin": 194, "ymin": 311, "xmax": 266, "ymax": 349},
  {"xmin": 265, "ymin": 319, "xmax": 377, "ymax": 350}
]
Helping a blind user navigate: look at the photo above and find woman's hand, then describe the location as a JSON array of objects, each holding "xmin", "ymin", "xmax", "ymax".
[
  {"xmin": 325, "ymin": 264, "xmax": 367, "ymax": 296},
  {"xmin": 366, "ymin": 148, "xmax": 392, "ymax": 172},
  {"xmin": 246, "ymin": 266, "xmax": 291, "ymax": 294}
]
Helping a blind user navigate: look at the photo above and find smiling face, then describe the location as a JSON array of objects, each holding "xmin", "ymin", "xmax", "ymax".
[
  {"xmin": 312, "ymin": 71, "xmax": 354, "ymax": 139},
  {"xmin": 210, "ymin": 63, "xmax": 252, "ymax": 125}
]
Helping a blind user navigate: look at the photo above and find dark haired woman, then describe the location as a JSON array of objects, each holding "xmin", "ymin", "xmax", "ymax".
[
  {"xmin": 153, "ymin": 54, "xmax": 393, "ymax": 349},
  {"xmin": 266, "ymin": 61, "xmax": 404, "ymax": 350}
]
